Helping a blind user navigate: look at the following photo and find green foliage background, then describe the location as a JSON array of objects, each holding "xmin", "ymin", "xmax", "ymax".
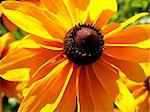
[{"xmin": 0, "ymin": 0, "xmax": 149, "ymax": 112}]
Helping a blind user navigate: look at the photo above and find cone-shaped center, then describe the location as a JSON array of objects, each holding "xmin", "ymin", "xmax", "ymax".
[{"xmin": 64, "ymin": 24, "xmax": 104, "ymax": 65}]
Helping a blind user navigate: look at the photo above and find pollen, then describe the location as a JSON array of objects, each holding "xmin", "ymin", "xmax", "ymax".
[{"xmin": 64, "ymin": 24, "xmax": 104, "ymax": 65}]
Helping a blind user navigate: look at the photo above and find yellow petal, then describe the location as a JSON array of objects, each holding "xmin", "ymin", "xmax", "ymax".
[
  {"xmin": 137, "ymin": 39, "xmax": 150, "ymax": 48},
  {"xmin": 41, "ymin": 0, "xmax": 73, "ymax": 30},
  {"xmin": 1, "ymin": 1, "xmax": 62, "ymax": 42},
  {"xmin": 115, "ymin": 80, "xmax": 138, "ymax": 112},
  {"xmin": 39, "ymin": 44, "xmax": 63, "ymax": 51},
  {"xmin": 139, "ymin": 62, "xmax": 150, "ymax": 76},
  {"xmin": 0, "ymin": 33, "xmax": 13, "ymax": 55},
  {"xmin": 105, "ymin": 12, "xmax": 149, "ymax": 37},
  {"xmin": 87, "ymin": 0, "xmax": 117, "ymax": 21},
  {"xmin": 2, "ymin": 15, "xmax": 18, "ymax": 31},
  {"xmin": 136, "ymin": 91, "xmax": 148, "ymax": 106},
  {"xmin": 0, "ymin": 68, "xmax": 30, "ymax": 81},
  {"xmin": 7, "ymin": 40, "xmax": 20, "ymax": 52},
  {"xmin": 17, "ymin": 36, "xmax": 41, "ymax": 49}
]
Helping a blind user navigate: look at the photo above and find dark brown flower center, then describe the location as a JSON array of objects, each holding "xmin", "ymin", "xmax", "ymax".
[
  {"xmin": 144, "ymin": 76, "xmax": 150, "ymax": 91},
  {"xmin": 64, "ymin": 24, "xmax": 104, "ymax": 65}
]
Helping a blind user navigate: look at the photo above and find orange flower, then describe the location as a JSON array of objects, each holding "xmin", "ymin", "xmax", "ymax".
[{"xmin": 0, "ymin": 0, "xmax": 150, "ymax": 111}]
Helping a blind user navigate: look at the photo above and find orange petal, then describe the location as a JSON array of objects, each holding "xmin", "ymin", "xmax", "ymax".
[
  {"xmin": 104, "ymin": 46, "xmax": 150, "ymax": 63},
  {"xmin": 78, "ymin": 66, "xmax": 94, "ymax": 111},
  {"xmin": 71, "ymin": 0, "xmax": 90, "ymax": 10},
  {"xmin": 94, "ymin": 10, "xmax": 115, "ymax": 29},
  {"xmin": 0, "ymin": 33, "xmax": 14, "ymax": 56},
  {"xmin": 0, "ymin": 48, "xmax": 60, "ymax": 77},
  {"xmin": 55, "ymin": 65, "xmax": 77, "ymax": 111},
  {"xmin": 20, "ymin": 0, "xmax": 40, "ymax": 5},
  {"xmin": 2, "ymin": 14, "xmax": 18, "ymax": 31},
  {"xmin": 102, "ymin": 22, "xmax": 120, "ymax": 35},
  {"xmin": 0, "ymin": 37, "xmax": 7, "ymax": 56},
  {"xmin": 137, "ymin": 91, "xmax": 149, "ymax": 112},
  {"xmin": 86, "ymin": 14, "xmax": 93, "ymax": 24},
  {"xmin": 18, "ymin": 60, "xmax": 75, "ymax": 112},
  {"xmin": 78, "ymin": 65, "xmax": 114, "ymax": 111},
  {"xmin": 29, "ymin": 54, "xmax": 65, "ymax": 84},
  {"xmin": 132, "ymin": 87, "xmax": 146, "ymax": 98},
  {"xmin": 92, "ymin": 59, "xmax": 119, "ymax": 100},
  {"xmin": 41, "ymin": 0, "xmax": 73, "ymax": 29},
  {"xmin": 102, "ymin": 53, "xmax": 146, "ymax": 82},
  {"xmin": 27, "ymin": 49, "xmax": 62, "ymax": 76},
  {"xmin": 105, "ymin": 24, "xmax": 150, "ymax": 44},
  {"xmin": 0, "ymin": 93, "xmax": 2, "ymax": 112},
  {"xmin": 0, "ymin": 49, "xmax": 38, "ymax": 74},
  {"xmin": 64, "ymin": 0, "xmax": 88, "ymax": 25},
  {"xmin": 29, "ymin": 34, "xmax": 63, "ymax": 48},
  {"xmin": 0, "ymin": 79, "xmax": 18, "ymax": 98}
]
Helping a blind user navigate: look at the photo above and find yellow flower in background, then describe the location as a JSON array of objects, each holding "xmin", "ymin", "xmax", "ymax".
[
  {"xmin": 120, "ymin": 63, "xmax": 150, "ymax": 112},
  {"xmin": 0, "ymin": 33, "xmax": 30, "ymax": 111},
  {"xmin": 0, "ymin": 33, "xmax": 14, "ymax": 57},
  {"xmin": 114, "ymin": 80, "xmax": 138, "ymax": 112},
  {"xmin": 0, "ymin": 0, "xmax": 149, "ymax": 111}
]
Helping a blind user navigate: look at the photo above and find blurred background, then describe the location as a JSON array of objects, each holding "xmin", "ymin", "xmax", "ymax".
[{"xmin": 0, "ymin": 0, "xmax": 149, "ymax": 112}]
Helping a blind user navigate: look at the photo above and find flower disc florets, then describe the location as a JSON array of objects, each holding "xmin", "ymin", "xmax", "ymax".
[
  {"xmin": 64, "ymin": 24, "xmax": 104, "ymax": 65},
  {"xmin": 64, "ymin": 24, "xmax": 104, "ymax": 64}
]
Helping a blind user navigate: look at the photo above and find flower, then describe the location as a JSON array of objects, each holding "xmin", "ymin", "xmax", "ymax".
[
  {"xmin": 120, "ymin": 63, "xmax": 150, "ymax": 112},
  {"xmin": 0, "ymin": 33, "xmax": 30, "ymax": 111},
  {"xmin": 0, "ymin": 0, "xmax": 150, "ymax": 111},
  {"xmin": 114, "ymin": 80, "xmax": 138, "ymax": 112}
]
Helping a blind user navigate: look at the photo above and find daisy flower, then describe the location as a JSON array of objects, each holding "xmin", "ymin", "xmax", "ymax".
[
  {"xmin": 0, "ymin": 32, "xmax": 30, "ymax": 111},
  {"xmin": 0, "ymin": 0, "xmax": 150, "ymax": 111},
  {"xmin": 114, "ymin": 80, "xmax": 138, "ymax": 112},
  {"xmin": 120, "ymin": 63, "xmax": 150, "ymax": 112}
]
